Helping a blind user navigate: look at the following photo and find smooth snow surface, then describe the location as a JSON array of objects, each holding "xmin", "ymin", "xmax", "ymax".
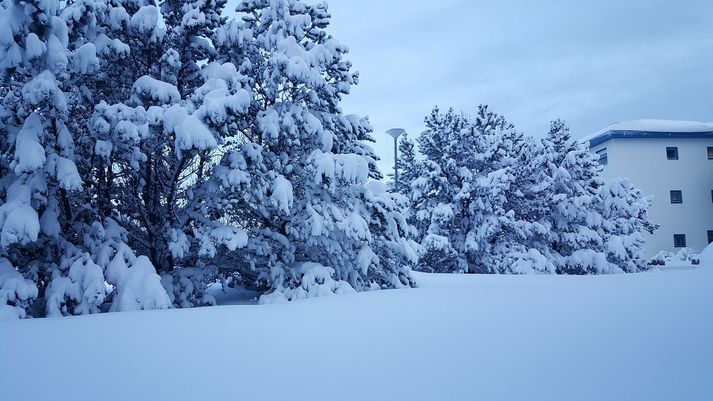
[{"xmin": 2, "ymin": 268, "xmax": 712, "ymax": 401}]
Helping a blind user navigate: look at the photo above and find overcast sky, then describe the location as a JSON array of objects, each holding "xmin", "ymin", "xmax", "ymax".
[{"xmin": 229, "ymin": 0, "xmax": 713, "ymax": 176}]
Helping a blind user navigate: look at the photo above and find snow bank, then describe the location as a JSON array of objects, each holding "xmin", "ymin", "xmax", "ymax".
[{"xmin": 698, "ymin": 243, "xmax": 713, "ymax": 267}]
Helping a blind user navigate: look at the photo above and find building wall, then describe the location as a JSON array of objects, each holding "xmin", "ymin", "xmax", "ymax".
[{"xmin": 590, "ymin": 137, "xmax": 713, "ymax": 256}]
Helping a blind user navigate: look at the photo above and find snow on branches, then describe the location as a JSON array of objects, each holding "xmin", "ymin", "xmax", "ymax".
[
  {"xmin": 405, "ymin": 108, "xmax": 654, "ymax": 275},
  {"xmin": 0, "ymin": 0, "xmax": 415, "ymax": 318}
]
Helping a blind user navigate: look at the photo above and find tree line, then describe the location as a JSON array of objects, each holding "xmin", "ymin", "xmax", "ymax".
[
  {"xmin": 0, "ymin": 0, "xmax": 654, "ymax": 319},
  {"xmin": 395, "ymin": 106, "xmax": 654, "ymax": 275}
]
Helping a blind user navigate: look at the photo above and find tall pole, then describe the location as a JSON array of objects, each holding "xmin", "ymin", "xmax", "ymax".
[
  {"xmin": 386, "ymin": 128, "xmax": 405, "ymax": 192},
  {"xmin": 393, "ymin": 135, "xmax": 399, "ymax": 192}
]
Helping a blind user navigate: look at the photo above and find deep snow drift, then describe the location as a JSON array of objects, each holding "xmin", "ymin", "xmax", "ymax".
[{"xmin": 2, "ymin": 266, "xmax": 712, "ymax": 401}]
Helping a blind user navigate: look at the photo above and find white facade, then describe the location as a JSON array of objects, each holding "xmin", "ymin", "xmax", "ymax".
[{"xmin": 584, "ymin": 120, "xmax": 713, "ymax": 256}]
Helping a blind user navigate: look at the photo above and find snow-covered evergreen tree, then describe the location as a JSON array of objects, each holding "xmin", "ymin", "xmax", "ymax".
[
  {"xmin": 412, "ymin": 105, "xmax": 537, "ymax": 273},
  {"xmin": 411, "ymin": 110, "xmax": 654, "ymax": 275},
  {"xmin": 494, "ymin": 134, "xmax": 555, "ymax": 274},
  {"xmin": 411, "ymin": 107, "xmax": 469, "ymax": 272},
  {"xmin": 540, "ymin": 120, "xmax": 654, "ymax": 273},
  {"xmin": 211, "ymin": 0, "xmax": 414, "ymax": 300},
  {"xmin": 0, "ymin": 0, "xmax": 659, "ymax": 319},
  {"xmin": 0, "ymin": 0, "xmax": 111, "ymax": 317},
  {"xmin": 65, "ymin": 0, "xmax": 267, "ymax": 307},
  {"xmin": 1, "ymin": 0, "xmax": 250, "ymax": 315},
  {"xmin": 0, "ymin": 0, "xmax": 416, "ymax": 317},
  {"xmin": 595, "ymin": 178, "xmax": 655, "ymax": 272},
  {"xmin": 539, "ymin": 120, "xmax": 603, "ymax": 273},
  {"xmin": 0, "ymin": 257, "xmax": 37, "ymax": 319}
]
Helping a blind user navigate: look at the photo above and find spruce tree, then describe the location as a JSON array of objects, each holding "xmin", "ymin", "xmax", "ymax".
[
  {"xmin": 412, "ymin": 107, "xmax": 470, "ymax": 272},
  {"xmin": 80, "ymin": 0, "xmax": 256, "ymax": 306},
  {"xmin": 412, "ymin": 105, "xmax": 533, "ymax": 273},
  {"xmin": 0, "ymin": 0, "xmax": 100, "ymax": 317},
  {"xmin": 540, "ymin": 120, "xmax": 654, "ymax": 273},
  {"xmin": 596, "ymin": 178, "xmax": 656, "ymax": 272},
  {"xmin": 540, "ymin": 120, "xmax": 607, "ymax": 273},
  {"xmin": 211, "ymin": 0, "xmax": 415, "ymax": 300}
]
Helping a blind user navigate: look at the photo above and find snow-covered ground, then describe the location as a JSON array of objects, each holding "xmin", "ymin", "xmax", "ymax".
[{"xmin": 2, "ymin": 266, "xmax": 712, "ymax": 401}]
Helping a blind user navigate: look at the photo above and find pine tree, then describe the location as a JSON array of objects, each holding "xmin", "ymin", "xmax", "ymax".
[
  {"xmin": 411, "ymin": 107, "xmax": 470, "ymax": 272},
  {"xmin": 160, "ymin": 0, "xmax": 226, "ymax": 96},
  {"xmin": 540, "ymin": 120, "xmax": 654, "ymax": 274},
  {"xmin": 0, "ymin": 0, "xmax": 253, "ymax": 315},
  {"xmin": 596, "ymin": 178, "xmax": 656, "ymax": 272},
  {"xmin": 493, "ymin": 135, "xmax": 556, "ymax": 274},
  {"xmin": 81, "ymin": 0, "xmax": 267, "ymax": 306},
  {"xmin": 211, "ymin": 0, "xmax": 414, "ymax": 300},
  {"xmin": 540, "ymin": 120, "xmax": 608, "ymax": 273},
  {"xmin": 0, "ymin": 0, "xmax": 102, "ymax": 318},
  {"xmin": 411, "ymin": 111, "xmax": 655, "ymax": 275},
  {"xmin": 412, "ymin": 105, "xmax": 534, "ymax": 273}
]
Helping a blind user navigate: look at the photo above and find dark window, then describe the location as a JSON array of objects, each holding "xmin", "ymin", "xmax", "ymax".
[
  {"xmin": 708, "ymin": 147, "xmax": 713, "ymax": 160},
  {"xmin": 670, "ymin": 190, "xmax": 682, "ymax": 204},
  {"xmin": 596, "ymin": 148, "xmax": 608, "ymax": 166},
  {"xmin": 711, "ymin": 190, "xmax": 713, "ymax": 203},
  {"xmin": 666, "ymin": 147, "xmax": 679, "ymax": 160},
  {"xmin": 674, "ymin": 234, "xmax": 687, "ymax": 248},
  {"xmin": 708, "ymin": 230, "xmax": 713, "ymax": 244}
]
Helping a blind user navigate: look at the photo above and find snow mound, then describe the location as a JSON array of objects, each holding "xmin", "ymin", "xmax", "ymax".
[{"xmin": 698, "ymin": 243, "xmax": 713, "ymax": 267}]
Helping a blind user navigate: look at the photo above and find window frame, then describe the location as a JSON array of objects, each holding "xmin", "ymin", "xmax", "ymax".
[
  {"xmin": 708, "ymin": 230, "xmax": 713, "ymax": 245},
  {"xmin": 673, "ymin": 234, "xmax": 687, "ymax": 248},
  {"xmin": 596, "ymin": 148, "xmax": 608, "ymax": 166},
  {"xmin": 666, "ymin": 147, "xmax": 679, "ymax": 160},
  {"xmin": 670, "ymin": 190, "xmax": 683, "ymax": 204},
  {"xmin": 708, "ymin": 147, "xmax": 713, "ymax": 160}
]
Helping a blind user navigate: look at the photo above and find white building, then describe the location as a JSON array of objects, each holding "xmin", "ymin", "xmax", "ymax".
[{"xmin": 583, "ymin": 120, "xmax": 713, "ymax": 257}]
